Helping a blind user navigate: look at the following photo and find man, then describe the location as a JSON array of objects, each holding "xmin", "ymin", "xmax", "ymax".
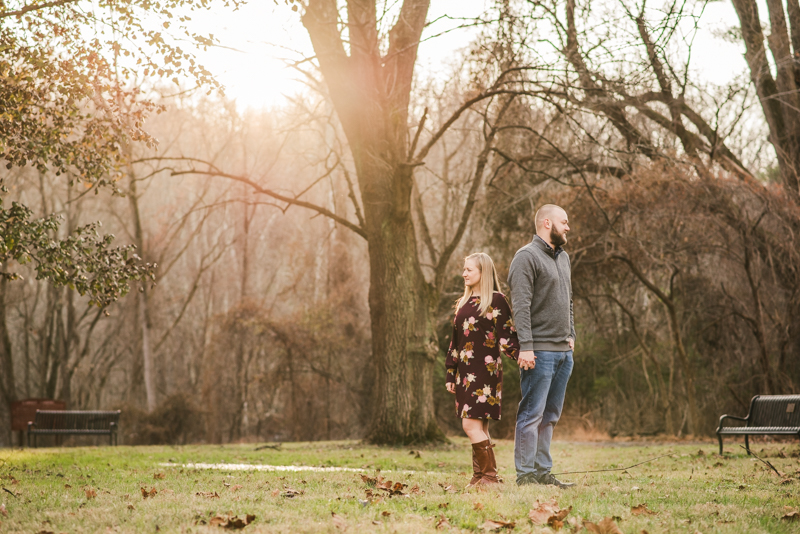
[{"xmin": 507, "ymin": 204, "xmax": 576, "ymax": 488}]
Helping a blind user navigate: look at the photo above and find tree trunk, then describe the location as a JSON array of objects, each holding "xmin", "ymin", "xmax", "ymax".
[{"xmin": 301, "ymin": 0, "xmax": 443, "ymax": 444}]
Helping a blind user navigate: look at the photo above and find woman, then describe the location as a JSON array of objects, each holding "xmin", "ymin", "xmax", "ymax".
[{"xmin": 446, "ymin": 252, "xmax": 519, "ymax": 488}]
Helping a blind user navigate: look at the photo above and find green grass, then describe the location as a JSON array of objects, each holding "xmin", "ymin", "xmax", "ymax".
[{"xmin": 0, "ymin": 438, "xmax": 798, "ymax": 533}]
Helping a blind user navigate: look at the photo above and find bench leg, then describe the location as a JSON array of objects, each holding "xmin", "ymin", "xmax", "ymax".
[
  {"xmin": 745, "ymin": 435, "xmax": 750, "ymax": 455},
  {"xmin": 717, "ymin": 433, "xmax": 723, "ymax": 455}
]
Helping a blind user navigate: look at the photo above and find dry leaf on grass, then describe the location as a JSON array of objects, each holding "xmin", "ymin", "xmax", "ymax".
[
  {"xmin": 474, "ymin": 502, "xmax": 485, "ymax": 510},
  {"xmin": 409, "ymin": 450, "xmax": 422, "ymax": 458},
  {"xmin": 153, "ymin": 473, "xmax": 166, "ymax": 480},
  {"xmin": 437, "ymin": 482, "xmax": 456, "ymax": 493},
  {"xmin": 482, "ymin": 519, "xmax": 515, "ymax": 531},
  {"xmin": 409, "ymin": 484, "xmax": 423, "ymax": 495},
  {"xmin": 782, "ymin": 509, "xmax": 800, "ymax": 521},
  {"xmin": 331, "ymin": 512, "xmax": 347, "ymax": 531},
  {"xmin": 196, "ymin": 491, "xmax": 220, "ymax": 499},
  {"xmin": 209, "ymin": 514, "xmax": 256, "ymax": 529},
  {"xmin": 270, "ymin": 489, "xmax": 280, "ymax": 497},
  {"xmin": 381, "ymin": 511, "xmax": 391, "ymax": 517},
  {"xmin": 529, "ymin": 499, "xmax": 571, "ymax": 526},
  {"xmin": 126, "ymin": 503, "xmax": 135, "ymax": 510},
  {"xmin": 84, "ymin": 488, "xmax": 96, "ymax": 499},
  {"xmin": 64, "ymin": 484, "xmax": 71, "ymax": 489},
  {"xmin": 583, "ymin": 517, "xmax": 624, "ymax": 534},
  {"xmin": 230, "ymin": 485, "xmax": 243, "ymax": 492},
  {"xmin": 282, "ymin": 486, "xmax": 304, "ymax": 498},
  {"xmin": 0, "ymin": 503, "xmax": 7, "ymax": 517},
  {"xmin": 631, "ymin": 503, "xmax": 657, "ymax": 516},
  {"xmin": 141, "ymin": 487, "xmax": 157, "ymax": 499},
  {"xmin": 435, "ymin": 514, "xmax": 451, "ymax": 530}
]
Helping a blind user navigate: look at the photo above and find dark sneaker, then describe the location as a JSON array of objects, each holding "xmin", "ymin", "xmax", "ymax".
[
  {"xmin": 516, "ymin": 472, "xmax": 539, "ymax": 486},
  {"xmin": 537, "ymin": 473, "xmax": 575, "ymax": 488}
]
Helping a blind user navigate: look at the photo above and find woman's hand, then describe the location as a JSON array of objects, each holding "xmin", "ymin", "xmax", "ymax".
[{"xmin": 446, "ymin": 382, "xmax": 455, "ymax": 394}]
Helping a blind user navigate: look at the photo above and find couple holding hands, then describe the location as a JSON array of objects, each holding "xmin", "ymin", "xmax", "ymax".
[{"xmin": 445, "ymin": 204, "xmax": 575, "ymax": 489}]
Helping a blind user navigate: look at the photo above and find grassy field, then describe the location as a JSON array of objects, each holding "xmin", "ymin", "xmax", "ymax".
[{"xmin": 0, "ymin": 437, "xmax": 798, "ymax": 533}]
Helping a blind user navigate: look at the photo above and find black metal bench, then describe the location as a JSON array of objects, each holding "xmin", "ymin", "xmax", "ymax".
[
  {"xmin": 27, "ymin": 410, "xmax": 121, "ymax": 447},
  {"xmin": 716, "ymin": 395, "xmax": 800, "ymax": 454}
]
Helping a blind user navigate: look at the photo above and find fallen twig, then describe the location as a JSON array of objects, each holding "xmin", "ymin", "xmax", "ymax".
[
  {"xmin": 2, "ymin": 487, "xmax": 17, "ymax": 498},
  {"xmin": 254, "ymin": 443, "xmax": 282, "ymax": 451},
  {"xmin": 741, "ymin": 445, "xmax": 783, "ymax": 477},
  {"xmin": 552, "ymin": 454, "xmax": 673, "ymax": 476}
]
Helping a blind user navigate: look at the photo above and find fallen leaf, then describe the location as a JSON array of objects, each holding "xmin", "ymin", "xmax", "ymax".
[
  {"xmin": 435, "ymin": 514, "xmax": 450, "ymax": 530},
  {"xmin": 439, "ymin": 503, "xmax": 449, "ymax": 509},
  {"xmin": 474, "ymin": 502, "xmax": 485, "ymax": 510},
  {"xmin": 153, "ymin": 473, "xmax": 166, "ymax": 480},
  {"xmin": 779, "ymin": 478, "xmax": 794, "ymax": 485},
  {"xmin": 409, "ymin": 484, "xmax": 423, "ymax": 495},
  {"xmin": 64, "ymin": 484, "xmax": 71, "ymax": 489},
  {"xmin": 195, "ymin": 491, "xmax": 220, "ymax": 499},
  {"xmin": 282, "ymin": 486, "xmax": 304, "ymax": 498},
  {"xmin": 631, "ymin": 503, "xmax": 657, "ymax": 516},
  {"xmin": 332, "ymin": 512, "xmax": 347, "ymax": 531},
  {"xmin": 409, "ymin": 450, "xmax": 422, "ymax": 458},
  {"xmin": 437, "ymin": 482, "xmax": 456, "ymax": 493},
  {"xmin": 583, "ymin": 517, "xmax": 624, "ymax": 534},
  {"xmin": 140, "ymin": 487, "xmax": 157, "ymax": 499},
  {"xmin": 127, "ymin": 503, "xmax": 135, "ymax": 510},
  {"xmin": 208, "ymin": 514, "xmax": 255, "ymax": 529},
  {"xmin": 85, "ymin": 488, "xmax": 96, "ymax": 499},
  {"xmin": 782, "ymin": 510, "xmax": 800, "ymax": 521},
  {"xmin": 381, "ymin": 510, "xmax": 391, "ymax": 517},
  {"xmin": 231, "ymin": 485, "xmax": 243, "ymax": 492},
  {"xmin": 0, "ymin": 503, "xmax": 6, "ymax": 517},
  {"xmin": 529, "ymin": 499, "xmax": 565, "ymax": 525},
  {"xmin": 270, "ymin": 489, "xmax": 280, "ymax": 497},
  {"xmin": 482, "ymin": 519, "xmax": 515, "ymax": 531}
]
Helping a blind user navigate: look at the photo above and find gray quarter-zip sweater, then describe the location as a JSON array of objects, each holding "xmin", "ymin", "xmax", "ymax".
[{"xmin": 507, "ymin": 235, "xmax": 576, "ymax": 352}]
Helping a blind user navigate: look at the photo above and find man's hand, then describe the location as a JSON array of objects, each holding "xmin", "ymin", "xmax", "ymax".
[
  {"xmin": 518, "ymin": 350, "xmax": 536, "ymax": 370},
  {"xmin": 446, "ymin": 382, "xmax": 455, "ymax": 394},
  {"xmin": 568, "ymin": 338, "xmax": 575, "ymax": 351}
]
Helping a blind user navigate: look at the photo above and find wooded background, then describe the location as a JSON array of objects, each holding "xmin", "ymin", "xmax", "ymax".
[{"xmin": 1, "ymin": 0, "xmax": 798, "ymax": 447}]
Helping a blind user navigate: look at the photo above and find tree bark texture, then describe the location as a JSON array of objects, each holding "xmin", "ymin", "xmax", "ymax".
[
  {"xmin": 732, "ymin": 0, "xmax": 800, "ymax": 196},
  {"xmin": 302, "ymin": 0, "xmax": 443, "ymax": 443}
]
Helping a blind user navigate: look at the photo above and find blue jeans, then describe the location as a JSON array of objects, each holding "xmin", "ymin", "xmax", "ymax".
[{"xmin": 514, "ymin": 350, "xmax": 573, "ymax": 481}]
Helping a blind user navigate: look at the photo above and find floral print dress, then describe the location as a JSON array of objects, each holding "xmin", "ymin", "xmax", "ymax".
[{"xmin": 445, "ymin": 292, "xmax": 520, "ymax": 420}]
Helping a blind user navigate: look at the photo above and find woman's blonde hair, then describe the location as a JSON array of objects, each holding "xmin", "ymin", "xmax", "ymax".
[{"xmin": 456, "ymin": 252, "xmax": 502, "ymax": 317}]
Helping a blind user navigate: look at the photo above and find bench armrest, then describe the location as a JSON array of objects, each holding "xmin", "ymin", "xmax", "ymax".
[{"xmin": 716, "ymin": 414, "xmax": 748, "ymax": 433}]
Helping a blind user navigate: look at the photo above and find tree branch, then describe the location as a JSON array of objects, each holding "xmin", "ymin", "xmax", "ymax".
[{"xmin": 171, "ymin": 168, "xmax": 367, "ymax": 240}]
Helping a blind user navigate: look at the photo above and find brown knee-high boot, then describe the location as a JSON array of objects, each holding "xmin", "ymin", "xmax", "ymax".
[
  {"xmin": 481, "ymin": 441, "xmax": 501, "ymax": 484},
  {"xmin": 466, "ymin": 441, "xmax": 487, "ymax": 488}
]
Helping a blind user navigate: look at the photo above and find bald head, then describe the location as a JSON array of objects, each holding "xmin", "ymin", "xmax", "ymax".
[{"xmin": 535, "ymin": 204, "xmax": 567, "ymax": 230}]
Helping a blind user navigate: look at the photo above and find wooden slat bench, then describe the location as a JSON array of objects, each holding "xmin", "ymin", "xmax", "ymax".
[
  {"xmin": 716, "ymin": 395, "xmax": 800, "ymax": 454},
  {"xmin": 27, "ymin": 410, "xmax": 121, "ymax": 447}
]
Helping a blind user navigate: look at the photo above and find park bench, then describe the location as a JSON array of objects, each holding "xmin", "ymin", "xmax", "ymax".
[
  {"xmin": 27, "ymin": 410, "xmax": 121, "ymax": 447},
  {"xmin": 716, "ymin": 395, "xmax": 800, "ymax": 454},
  {"xmin": 9, "ymin": 398, "xmax": 66, "ymax": 447}
]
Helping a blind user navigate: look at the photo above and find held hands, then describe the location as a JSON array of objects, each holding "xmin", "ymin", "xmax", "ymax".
[
  {"xmin": 568, "ymin": 338, "xmax": 575, "ymax": 351},
  {"xmin": 518, "ymin": 350, "xmax": 536, "ymax": 370},
  {"xmin": 446, "ymin": 382, "xmax": 455, "ymax": 394}
]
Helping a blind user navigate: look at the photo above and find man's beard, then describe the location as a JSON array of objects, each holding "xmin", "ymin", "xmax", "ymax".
[{"xmin": 550, "ymin": 227, "xmax": 567, "ymax": 248}]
